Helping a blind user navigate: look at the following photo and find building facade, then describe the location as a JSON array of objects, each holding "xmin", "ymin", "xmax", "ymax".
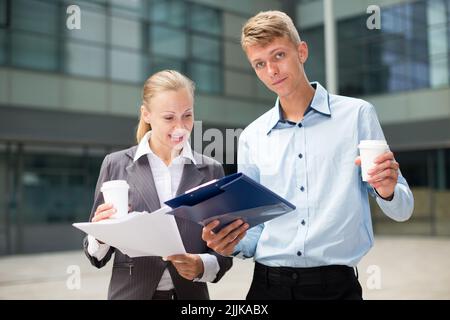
[{"xmin": 0, "ymin": 0, "xmax": 449, "ymax": 255}]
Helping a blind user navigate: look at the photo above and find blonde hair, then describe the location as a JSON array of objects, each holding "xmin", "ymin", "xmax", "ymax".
[
  {"xmin": 136, "ymin": 70, "xmax": 195, "ymax": 143},
  {"xmin": 241, "ymin": 10, "xmax": 301, "ymax": 51}
]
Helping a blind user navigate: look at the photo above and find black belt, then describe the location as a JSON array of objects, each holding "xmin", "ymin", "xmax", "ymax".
[
  {"xmin": 254, "ymin": 262, "xmax": 356, "ymax": 287},
  {"xmin": 152, "ymin": 289, "xmax": 177, "ymax": 300}
]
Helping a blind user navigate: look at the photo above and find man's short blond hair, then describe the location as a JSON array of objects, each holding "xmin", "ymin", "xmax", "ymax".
[{"xmin": 241, "ymin": 10, "xmax": 301, "ymax": 51}]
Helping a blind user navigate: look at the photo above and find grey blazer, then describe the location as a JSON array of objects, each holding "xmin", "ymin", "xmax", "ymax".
[{"xmin": 83, "ymin": 145, "xmax": 233, "ymax": 300}]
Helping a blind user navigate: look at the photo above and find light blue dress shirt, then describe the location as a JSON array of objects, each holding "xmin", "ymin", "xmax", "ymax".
[{"xmin": 235, "ymin": 82, "xmax": 414, "ymax": 267}]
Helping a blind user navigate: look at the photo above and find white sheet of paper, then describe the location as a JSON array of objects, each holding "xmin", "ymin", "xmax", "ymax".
[{"xmin": 73, "ymin": 206, "xmax": 186, "ymax": 258}]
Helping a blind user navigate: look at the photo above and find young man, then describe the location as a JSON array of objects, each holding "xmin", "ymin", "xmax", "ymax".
[{"xmin": 202, "ymin": 11, "xmax": 414, "ymax": 300}]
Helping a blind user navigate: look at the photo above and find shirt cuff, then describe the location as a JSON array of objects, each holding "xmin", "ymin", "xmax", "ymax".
[
  {"xmin": 87, "ymin": 235, "xmax": 111, "ymax": 261},
  {"xmin": 193, "ymin": 253, "xmax": 220, "ymax": 283},
  {"xmin": 375, "ymin": 185, "xmax": 400, "ymax": 207}
]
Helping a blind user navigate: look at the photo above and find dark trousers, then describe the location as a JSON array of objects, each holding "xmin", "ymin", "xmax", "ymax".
[{"xmin": 246, "ymin": 262, "xmax": 363, "ymax": 300}]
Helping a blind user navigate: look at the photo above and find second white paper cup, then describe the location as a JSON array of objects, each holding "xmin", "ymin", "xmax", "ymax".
[
  {"xmin": 358, "ymin": 140, "xmax": 389, "ymax": 182},
  {"xmin": 100, "ymin": 180, "xmax": 129, "ymax": 218}
]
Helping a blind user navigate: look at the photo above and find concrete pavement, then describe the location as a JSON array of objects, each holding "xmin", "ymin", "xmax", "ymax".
[{"xmin": 0, "ymin": 236, "xmax": 449, "ymax": 299}]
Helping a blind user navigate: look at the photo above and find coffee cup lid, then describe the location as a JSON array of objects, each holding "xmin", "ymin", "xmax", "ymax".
[
  {"xmin": 101, "ymin": 180, "xmax": 129, "ymax": 191},
  {"xmin": 358, "ymin": 140, "xmax": 388, "ymax": 148}
]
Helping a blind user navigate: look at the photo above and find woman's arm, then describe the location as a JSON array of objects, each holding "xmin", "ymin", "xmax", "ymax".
[{"xmin": 83, "ymin": 154, "xmax": 115, "ymax": 268}]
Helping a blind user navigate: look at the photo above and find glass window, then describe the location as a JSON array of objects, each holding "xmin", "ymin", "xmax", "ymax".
[
  {"xmin": 364, "ymin": 67, "xmax": 390, "ymax": 94},
  {"xmin": 0, "ymin": 29, "xmax": 5, "ymax": 65},
  {"xmin": 11, "ymin": 0, "xmax": 58, "ymax": 35},
  {"xmin": 334, "ymin": 0, "xmax": 438, "ymax": 96},
  {"xmin": 111, "ymin": 16, "xmax": 142, "ymax": 50},
  {"xmin": 151, "ymin": 56, "xmax": 184, "ymax": 74},
  {"xmin": 445, "ymin": 149, "xmax": 450, "ymax": 189},
  {"xmin": 110, "ymin": 49, "xmax": 145, "ymax": 83},
  {"xmin": 409, "ymin": 61, "xmax": 430, "ymax": 89},
  {"xmin": 188, "ymin": 62, "xmax": 221, "ymax": 94},
  {"xmin": 65, "ymin": 8, "xmax": 106, "ymax": 44},
  {"xmin": 339, "ymin": 41, "xmax": 365, "ymax": 68},
  {"xmin": 150, "ymin": 26, "xmax": 187, "ymax": 59},
  {"xmin": 427, "ymin": 0, "xmax": 448, "ymax": 26},
  {"xmin": 0, "ymin": 0, "xmax": 6, "ymax": 26},
  {"xmin": 395, "ymin": 150, "xmax": 430, "ymax": 187},
  {"xmin": 11, "ymin": 32, "xmax": 58, "ymax": 71},
  {"xmin": 191, "ymin": 36, "xmax": 221, "ymax": 63},
  {"xmin": 302, "ymin": 26, "xmax": 325, "ymax": 85},
  {"xmin": 21, "ymin": 146, "xmax": 100, "ymax": 224},
  {"xmin": 65, "ymin": 42, "xmax": 106, "ymax": 78},
  {"xmin": 409, "ymin": 38, "xmax": 428, "ymax": 62},
  {"xmin": 150, "ymin": 0, "xmax": 187, "ymax": 28},
  {"xmin": 338, "ymin": 16, "xmax": 368, "ymax": 41},
  {"xmin": 410, "ymin": 0, "xmax": 428, "ymax": 25},
  {"xmin": 190, "ymin": 4, "xmax": 221, "ymax": 35},
  {"xmin": 339, "ymin": 69, "xmax": 364, "ymax": 96},
  {"xmin": 428, "ymin": 25, "xmax": 448, "ymax": 56},
  {"xmin": 110, "ymin": 0, "xmax": 146, "ymax": 18},
  {"xmin": 429, "ymin": 55, "xmax": 449, "ymax": 87},
  {"xmin": 387, "ymin": 67, "xmax": 411, "ymax": 92}
]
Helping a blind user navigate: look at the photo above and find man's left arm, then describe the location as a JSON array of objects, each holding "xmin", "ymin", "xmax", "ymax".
[{"xmin": 357, "ymin": 102, "xmax": 414, "ymax": 221}]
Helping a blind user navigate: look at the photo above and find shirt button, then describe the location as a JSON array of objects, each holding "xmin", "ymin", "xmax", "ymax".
[
  {"xmin": 298, "ymin": 123, "xmax": 302, "ymax": 128},
  {"xmin": 301, "ymin": 219, "xmax": 305, "ymax": 226},
  {"xmin": 300, "ymin": 186, "xmax": 305, "ymax": 192},
  {"xmin": 298, "ymin": 153, "xmax": 303, "ymax": 159},
  {"xmin": 297, "ymin": 251, "xmax": 302, "ymax": 256},
  {"xmin": 292, "ymin": 273, "xmax": 298, "ymax": 280}
]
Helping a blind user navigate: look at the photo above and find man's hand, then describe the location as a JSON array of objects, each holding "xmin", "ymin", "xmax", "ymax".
[
  {"xmin": 165, "ymin": 254, "xmax": 204, "ymax": 280},
  {"xmin": 355, "ymin": 151, "xmax": 399, "ymax": 199},
  {"xmin": 202, "ymin": 219, "xmax": 249, "ymax": 256}
]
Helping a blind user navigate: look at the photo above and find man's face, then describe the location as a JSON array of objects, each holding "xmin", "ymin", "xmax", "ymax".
[{"xmin": 245, "ymin": 36, "xmax": 307, "ymax": 98}]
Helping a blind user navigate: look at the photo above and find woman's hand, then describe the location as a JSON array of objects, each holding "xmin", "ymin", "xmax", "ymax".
[
  {"xmin": 91, "ymin": 203, "xmax": 116, "ymax": 222},
  {"xmin": 165, "ymin": 254, "xmax": 204, "ymax": 280}
]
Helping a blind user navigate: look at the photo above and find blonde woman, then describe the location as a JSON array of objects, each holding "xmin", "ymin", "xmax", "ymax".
[{"xmin": 83, "ymin": 70, "xmax": 232, "ymax": 300}]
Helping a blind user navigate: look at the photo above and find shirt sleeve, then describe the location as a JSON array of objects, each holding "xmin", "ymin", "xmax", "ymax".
[
  {"xmin": 233, "ymin": 130, "xmax": 264, "ymax": 259},
  {"xmin": 360, "ymin": 102, "xmax": 414, "ymax": 221},
  {"xmin": 374, "ymin": 173, "xmax": 414, "ymax": 221},
  {"xmin": 232, "ymin": 223, "xmax": 264, "ymax": 259},
  {"xmin": 87, "ymin": 235, "xmax": 111, "ymax": 261},
  {"xmin": 193, "ymin": 253, "xmax": 220, "ymax": 283}
]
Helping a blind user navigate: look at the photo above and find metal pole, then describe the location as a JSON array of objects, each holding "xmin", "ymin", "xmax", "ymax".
[{"xmin": 324, "ymin": 0, "xmax": 338, "ymax": 94}]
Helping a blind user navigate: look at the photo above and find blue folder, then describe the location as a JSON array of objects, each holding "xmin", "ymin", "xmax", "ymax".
[{"xmin": 165, "ymin": 172, "xmax": 296, "ymax": 231}]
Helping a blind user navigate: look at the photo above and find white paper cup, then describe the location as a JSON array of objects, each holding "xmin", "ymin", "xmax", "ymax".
[
  {"xmin": 358, "ymin": 140, "xmax": 389, "ymax": 182},
  {"xmin": 100, "ymin": 180, "xmax": 129, "ymax": 218}
]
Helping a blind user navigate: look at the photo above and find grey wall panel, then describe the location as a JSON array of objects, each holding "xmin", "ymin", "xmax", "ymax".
[
  {"xmin": 0, "ymin": 106, "xmax": 137, "ymax": 147},
  {"xmin": 383, "ymin": 119, "xmax": 450, "ymax": 151}
]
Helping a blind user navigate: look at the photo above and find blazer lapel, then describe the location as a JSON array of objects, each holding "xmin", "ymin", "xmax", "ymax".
[
  {"xmin": 126, "ymin": 155, "xmax": 161, "ymax": 212},
  {"xmin": 176, "ymin": 162, "xmax": 206, "ymax": 196}
]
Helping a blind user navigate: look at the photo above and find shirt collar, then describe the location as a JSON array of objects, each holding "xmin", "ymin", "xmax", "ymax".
[
  {"xmin": 309, "ymin": 81, "xmax": 331, "ymax": 117},
  {"xmin": 133, "ymin": 131, "xmax": 196, "ymax": 164},
  {"xmin": 265, "ymin": 82, "xmax": 331, "ymax": 135}
]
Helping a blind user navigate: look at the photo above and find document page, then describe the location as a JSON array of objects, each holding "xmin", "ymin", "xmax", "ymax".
[{"xmin": 73, "ymin": 206, "xmax": 186, "ymax": 257}]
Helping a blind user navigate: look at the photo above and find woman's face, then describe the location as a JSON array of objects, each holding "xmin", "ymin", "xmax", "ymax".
[{"xmin": 141, "ymin": 88, "xmax": 194, "ymax": 151}]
